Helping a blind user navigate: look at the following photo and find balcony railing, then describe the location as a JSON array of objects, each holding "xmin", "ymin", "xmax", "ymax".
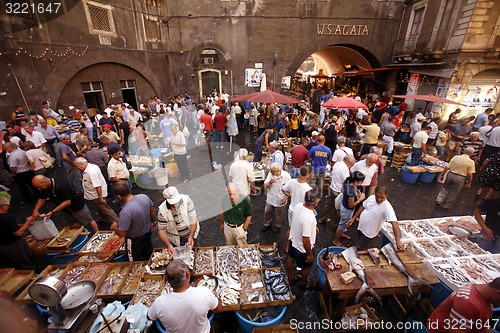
[
  {"xmin": 488, "ymin": 25, "xmax": 500, "ymax": 48},
  {"xmin": 394, "ymin": 30, "xmax": 453, "ymax": 55}
]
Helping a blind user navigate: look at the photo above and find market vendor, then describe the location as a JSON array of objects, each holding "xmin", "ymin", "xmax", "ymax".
[
  {"xmin": 474, "ymin": 198, "xmax": 500, "ymax": 253},
  {"xmin": 148, "ymin": 260, "xmax": 222, "ymax": 333},
  {"xmin": 31, "ymin": 175, "xmax": 99, "ymax": 233},
  {"xmin": 0, "ymin": 191, "xmax": 37, "ymax": 270},
  {"xmin": 427, "ymin": 278, "xmax": 500, "ymax": 333},
  {"xmin": 348, "ymin": 186, "xmax": 404, "ymax": 251},
  {"xmin": 157, "ymin": 187, "xmax": 200, "ymax": 256},
  {"xmin": 111, "ymin": 182, "xmax": 154, "ymax": 261}
]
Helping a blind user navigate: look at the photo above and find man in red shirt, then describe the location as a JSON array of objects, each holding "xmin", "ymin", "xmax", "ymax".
[
  {"xmin": 290, "ymin": 137, "xmax": 309, "ymax": 178},
  {"xmin": 428, "ymin": 278, "xmax": 500, "ymax": 333},
  {"xmin": 214, "ymin": 109, "xmax": 227, "ymax": 149}
]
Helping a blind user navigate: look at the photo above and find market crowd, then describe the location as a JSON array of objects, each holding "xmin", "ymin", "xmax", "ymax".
[{"xmin": 0, "ymin": 88, "xmax": 499, "ymax": 332}]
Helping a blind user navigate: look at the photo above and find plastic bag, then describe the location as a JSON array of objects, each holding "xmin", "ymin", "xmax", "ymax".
[
  {"xmin": 334, "ymin": 193, "xmax": 343, "ymax": 211},
  {"xmin": 28, "ymin": 217, "xmax": 59, "ymax": 240}
]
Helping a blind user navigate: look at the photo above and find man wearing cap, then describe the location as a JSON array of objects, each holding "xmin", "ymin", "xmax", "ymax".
[
  {"xmin": 102, "ymin": 124, "xmax": 121, "ymax": 143},
  {"xmin": 446, "ymin": 117, "xmax": 472, "ymax": 161},
  {"xmin": 112, "ymin": 182, "xmax": 155, "ymax": 261},
  {"xmin": 410, "ymin": 113, "xmax": 426, "ymax": 140},
  {"xmin": 157, "ymin": 187, "xmax": 200, "ymax": 255},
  {"xmin": 306, "ymin": 131, "xmax": 319, "ymax": 151},
  {"xmin": 410, "ymin": 126, "xmax": 432, "ymax": 166},
  {"xmin": 220, "ymin": 183, "xmax": 252, "ymax": 245},
  {"xmin": 229, "ymin": 148, "xmax": 255, "ymax": 197}
]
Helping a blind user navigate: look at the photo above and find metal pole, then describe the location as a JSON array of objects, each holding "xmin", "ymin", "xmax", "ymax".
[{"xmin": 8, "ymin": 64, "xmax": 30, "ymax": 113}]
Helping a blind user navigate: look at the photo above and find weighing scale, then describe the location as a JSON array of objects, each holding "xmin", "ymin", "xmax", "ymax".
[{"xmin": 28, "ymin": 276, "xmax": 97, "ymax": 333}]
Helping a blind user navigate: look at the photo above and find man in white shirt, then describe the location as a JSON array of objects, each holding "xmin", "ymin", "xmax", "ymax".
[
  {"xmin": 74, "ymin": 157, "xmax": 119, "ymax": 225},
  {"xmin": 262, "ymin": 163, "xmax": 291, "ymax": 233},
  {"xmin": 23, "ymin": 124, "xmax": 46, "ymax": 150},
  {"xmin": 148, "ymin": 260, "xmax": 222, "ymax": 333},
  {"xmin": 128, "ymin": 109, "xmax": 142, "ymax": 129},
  {"xmin": 287, "ymin": 190, "xmax": 320, "ymax": 289},
  {"xmin": 269, "ymin": 142, "xmax": 284, "ymax": 169},
  {"xmin": 319, "ymin": 155, "xmax": 355, "ymax": 224},
  {"xmin": 350, "ymin": 154, "xmax": 378, "ymax": 187},
  {"xmin": 348, "ymin": 186, "xmax": 404, "ymax": 251},
  {"xmin": 410, "ymin": 114, "xmax": 425, "ymax": 139},
  {"xmin": 170, "ymin": 125, "xmax": 190, "ymax": 182},
  {"xmin": 229, "ymin": 149, "xmax": 255, "ymax": 197},
  {"xmin": 410, "ymin": 126, "xmax": 431, "ymax": 166},
  {"xmin": 107, "ymin": 147, "xmax": 130, "ymax": 188},
  {"xmin": 332, "ymin": 136, "xmax": 354, "ymax": 163}
]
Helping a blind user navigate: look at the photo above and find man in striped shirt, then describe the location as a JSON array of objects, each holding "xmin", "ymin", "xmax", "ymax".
[
  {"xmin": 460, "ymin": 132, "xmax": 484, "ymax": 163},
  {"xmin": 67, "ymin": 114, "xmax": 82, "ymax": 143}
]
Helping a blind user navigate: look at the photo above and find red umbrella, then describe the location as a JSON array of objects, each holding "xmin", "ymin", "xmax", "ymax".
[
  {"xmin": 392, "ymin": 94, "xmax": 466, "ymax": 106},
  {"xmin": 322, "ymin": 97, "xmax": 368, "ymax": 109},
  {"xmin": 231, "ymin": 90, "xmax": 301, "ymax": 104}
]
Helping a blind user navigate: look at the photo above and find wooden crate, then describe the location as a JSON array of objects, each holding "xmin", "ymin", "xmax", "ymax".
[
  {"xmin": 237, "ymin": 244, "xmax": 261, "ymax": 270},
  {"xmin": 145, "ymin": 248, "xmax": 173, "ymax": 277},
  {"xmin": 96, "ymin": 262, "xmax": 132, "ymax": 299},
  {"xmin": 59, "ymin": 263, "xmax": 90, "ymax": 287},
  {"xmin": 219, "ymin": 271, "xmax": 242, "ymax": 312},
  {"xmin": 15, "ymin": 265, "xmax": 67, "ymax": 303},
  {"xmin": 0, "ymin": 268, "xmax": 15, "ymax": 285},
  {"xmin": 240, "ymin": 269, "xmax": 268, "ymax": 310},
  {"xmin": 100, "ymin": 235, "xmax": 125, "ymax": 253},
  {"xmin": 77, "ymin": 263, "xmax": 110, "ymax": 286},
  {"xmin": 263, "ymin": 267, "xmax": 295, "ymax": 308},
  {"xmin": 130, "ymin": 275, "xmax": 165, "ymax": 307},
  {"xmin": 342, "ymin": 303, "xmax": 379, "ymax": 330},
  {"xmin": 216, "ymin": 245, "xmax": 239, "ymax": 274},
  {"xmin": 193, "ymin": 246, "xmax": 216, "ymax": 277},
  {"xmin": 46, "ymin": 226, "xmax": 84, "ymax": 251},
  {"xmin": 26, "ymin": 237, "xmax": 53, "ymax": 254},
  {"xmin": 80, "ymin": 231, "xmax": 115, "ymax": 253},
  {"xmin": 0, "ymin": 270, "xmax": 35, "ymax": 294},
  {"xmin": 118, "ymin": 262, "xmax": 147, "ymax": 296},
  {"xmin": 70, "ymin": 252, "xmax": 115, "ymax": 264}
]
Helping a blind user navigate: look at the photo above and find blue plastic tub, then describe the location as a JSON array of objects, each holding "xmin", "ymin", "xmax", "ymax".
[
  {"xmin": 236, "ymin": 306, "xmax": 286, "ymax": 333},
  {"xmin": 401, "ymin": 166, "xmax": 420, "ymax": 184},
  {"xmin": 418, "ymin": 171, "xmax": 436, "ymax": 183},
  {"xmin": 135, "ymin": 173, "xmax": 153, "ymax": 186},
  {"xmin": 45, "ymin": 231, "xmax": 89, "ymax": 265},
  {"xmin": 316, "ymin": 246, "xmax": 345, "ymax": 289},
  {"xmin": 155, "ymin": 312, "xmax": 215, "ymax": 333},
  {"xmin": 430, "ymin": 281, "xmax": 452, "ymax": 308}
]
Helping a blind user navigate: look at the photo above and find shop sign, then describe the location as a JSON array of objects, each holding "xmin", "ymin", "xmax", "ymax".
[{"xmin": 317, "ymin": 24, "xmax": 369, "ymax": 36}]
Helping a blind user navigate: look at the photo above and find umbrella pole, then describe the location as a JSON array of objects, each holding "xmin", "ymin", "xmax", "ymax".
[{"xmin": 230, "ymin": 136, "xmax": 233, "ymax": 153}]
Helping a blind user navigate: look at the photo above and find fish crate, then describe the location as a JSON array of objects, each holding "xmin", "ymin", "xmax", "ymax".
[
  {"xmin": 218, "ymin": 271, "xmax": 242, "ymax": 312},
  {"xmin": 100, "ymin": 235, "xmax": 125, "ymax": 254},
  {"xmin": 410, "ymin": 220, "xmax": 447, "ymax": 238},
  {"xmin": 25, "ymin": 236, "xmax": 53, "ymax": 254},
  {"xmin": 259, "ymin": 243, "xmax": 283, "ymax": 269},
  {"xmin": 130, "ymin": 275, "xmax": 165, "ymax": 308},
  {"xmin": 341, "ymin": 303, "xmax": 379, "ymax": 330},
  {"xmin": 453, "ymin": 256, "xmax": 499, "ymax": 284},
  {"xmin": 0, "ymin": 268, "xmax": 15, "ymax": 285},
  {"xmin": 425, "ymin": 259, "xmax": 470, "ymax": 291},
  {"xmin": 15, "ymin": 265, "xmax": 67, "ymax": 303},
  {"xmin": 263, "ymin": 267, "xmax": 295, "ymax": 307},
  {"xmin": 77, "ymin": 262, "xmax": 110, "ymax": 287},
  {"xmin": 118, "ymin": 261, "xmax": 148, "ymax": 296},
  {"xmin": 96, "ymin": 262, "xmax": 132, "ymax": 300},
  {"xmin": 237, "ymin": 244, "xmax": 261, "ymax": 270},
  {"xmin": 411, "ymin": 238, "xmax": 448, "ymax": 259},
  {"xmin": 400, "ymin": 240, "xmax": 427, "ymax": 260},
  {"xmin": 381, "ymin": 222, "xmax": 410, "ymax": 244},
  {"xmin": 240, "ymin": 269, "xmax": 268, "ymax": 310},
  {"xmin": 193, "ymin": 246, "xmax": 216, "ymax": 277},
  {"xmin": 430, "ymin": 236, "xmax": 471, "ymax": 258},
  {"xmin": 446, "ymin": 236, "xmax": 489, "ymax": 256},
  {"xmin": 0, "ymin": 270, "xmax": 35, "ymax": 295},
  {"xmin": 59, "ymin": 263, "xmax": 93, "ymax": 288},
  {"xmin": 46, "ymin": 226, "xmax": 84, "ymax": 251},
  {"xmin": 145, "ymin": 248, "xmax": 173, "ymax": 277},
  {"xmin": 428, "ymin": 216, "xmax": 482, "ymax": 237},
  {"xmin": 70, "ymin": 252, "xmax": 115, "ymax": 264},
  {"xmin": 80, "ymin": 231, "xmax": 115, "ymax": 253},
  {"xmin": 216, "ymin": 245, "xmax": 239, "ymax": 274}
]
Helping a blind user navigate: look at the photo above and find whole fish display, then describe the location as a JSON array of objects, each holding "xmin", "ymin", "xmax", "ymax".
[
  {"xmin": 259, "ymin": 245, "xmax": 282, "ymax": 268},
  {"xmin": 367, "ymin": 248, "xmax": 380, "ymax": 265},
  {"xmin": 264, "ymin": 269, "xmax": 291, "ymax": 301},
  {"xmin": 341, "ymin": 247, "xmax": 382, "ymax": 304},
  {"xmin": 381, "ymin": 243, "xmax": 432, "ymax": 294}
]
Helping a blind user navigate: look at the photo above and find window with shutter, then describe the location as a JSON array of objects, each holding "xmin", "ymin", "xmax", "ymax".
[
  {"xmin": 143, "ymin": 15, "xmax": 160, "ymax": 42},
  {"xmin": 84, "ymin": 1, "xmax": 116, "ymax": 37}
]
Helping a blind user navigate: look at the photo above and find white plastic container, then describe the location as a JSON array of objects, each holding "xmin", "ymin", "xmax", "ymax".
[{"xmin": 29, "ymin": 217, "xmax": 59, "ymax": 240}]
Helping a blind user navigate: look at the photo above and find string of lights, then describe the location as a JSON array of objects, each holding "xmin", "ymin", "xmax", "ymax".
[
  {"xmin": 398, "ymin": 73, "xmax": 440, "ymax": 89},
  {"xmin": 0, "ymin": 46, "xmax": 88, "ymax": 59}
]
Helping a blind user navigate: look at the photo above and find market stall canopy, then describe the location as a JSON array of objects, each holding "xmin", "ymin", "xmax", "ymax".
[
  {"xmin": 392, "ymin": 94, "xmax": 466, "ymax": 106},
  {"xmin": 231, "ymin": 90, "xmax": 301, "ymax": 104},
  {"xmin": 323, "ymin": 96, "xmax": 369, "ymax": 109}
]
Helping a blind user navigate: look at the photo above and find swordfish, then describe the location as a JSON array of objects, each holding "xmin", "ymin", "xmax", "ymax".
[
  {"xmin": 381, "ymin": 243, "xmax": 432, "ymax": 294},
  {"xmin": 341, "ymin": 246, "xmax": 382, "ymax": 305}
]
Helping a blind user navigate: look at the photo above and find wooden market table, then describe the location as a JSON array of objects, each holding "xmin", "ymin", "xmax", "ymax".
[{"xmin": 319, "ymin": 250, "xmax": 439, "ymax": 322}]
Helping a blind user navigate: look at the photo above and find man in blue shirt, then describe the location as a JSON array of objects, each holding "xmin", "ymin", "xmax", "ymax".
[
  {"xmin": 472, "ymin": 108, "xmax": 493, "ymax": 131},
  {"xmin": 307, "ymin": 135, "xmax": 331, "ymax": 196}
]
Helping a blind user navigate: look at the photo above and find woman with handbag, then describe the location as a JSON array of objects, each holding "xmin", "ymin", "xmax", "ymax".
[
  {"xmin": 332, "ymin": 171, "xmax": 365, "ymax": 246},
  {"xmin": 24, "ymin": 141, "xmax": 50, "ymax": 175}
]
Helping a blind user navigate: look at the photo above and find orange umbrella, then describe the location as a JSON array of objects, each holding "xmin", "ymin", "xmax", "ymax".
[{"xmin": 322, "ymin": 97, "xmax": 368, "ymax": 109}]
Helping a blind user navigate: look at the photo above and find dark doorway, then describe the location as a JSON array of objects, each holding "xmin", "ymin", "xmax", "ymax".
[
  {"xmin": 121, "ymin": 88, "xmax": 138, "ymax": 111},
  {"xmin": 83, "ymin": 91, "xmax": 105, "ymax": 113},
  {"xmin": 200, "ymin": 70, "xmax": 220, "ymax": 97}
]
